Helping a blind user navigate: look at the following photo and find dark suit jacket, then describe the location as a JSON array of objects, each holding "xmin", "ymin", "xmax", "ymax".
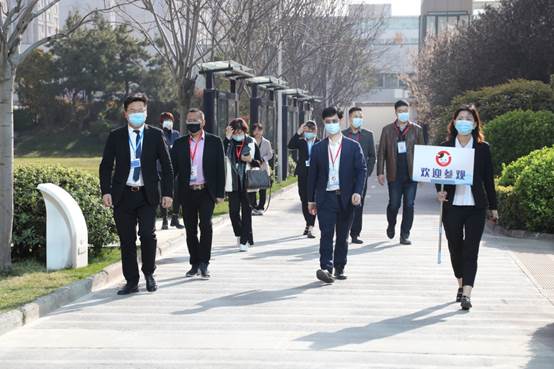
[
  {"xmin": 307, "ymin": 136, "xmax": 367, "ymax": 209},
  {"xmin": 287, "ymin": 133, "xmax": 320, "ymax": 177},
  {"xmin": 99, "ymin": 124, "xmax": 173, "ymax": 207},
  {"xmin": 342, "ymin": 127, "xmax": 376, "ymax": 177},
  {"xmin": 435, "ymin": 138, "xmax": 498, "ymax": 210},
  {"xmin": 170, "ymin": 132, "xmax": 226, "ymax": 201}
]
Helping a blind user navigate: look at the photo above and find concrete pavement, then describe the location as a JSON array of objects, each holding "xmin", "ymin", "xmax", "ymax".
[{"xmin": 0, "ymin": 179, "xmax": 553, "ymax": 369}]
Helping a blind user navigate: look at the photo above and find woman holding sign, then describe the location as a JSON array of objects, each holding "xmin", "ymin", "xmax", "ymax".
[{"xmin": 436, "ymin": 105, "xmax": 498, "ymax": 311}]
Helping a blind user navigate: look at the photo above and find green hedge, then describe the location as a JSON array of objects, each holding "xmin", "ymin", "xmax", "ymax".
[
  {"xmin": 497, "ymin": 146, "xmax": 554, "ymax": 233},
  {"xmin": 484, "ymin": 110, "xmax": 554, "ymax": 174},
  {"xmin": 431, "ymin": 79, "xmax": 554, "ymax": 143},
  {"xmin": 13, "ymin": 165, "xmax": 117, "ymax": 261}
]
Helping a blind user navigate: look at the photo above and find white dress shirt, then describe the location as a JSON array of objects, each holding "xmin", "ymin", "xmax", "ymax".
[
  {"xmin": 453, "ymin": 136, "xmax": 475, "ymax": 206},
  {"xmin": 326, "ymin": 134, "xmax": 343, "ymax": 191},
  {"xmin": 126, "ymin": 126, "xmax": 145, "ymax": 187}
]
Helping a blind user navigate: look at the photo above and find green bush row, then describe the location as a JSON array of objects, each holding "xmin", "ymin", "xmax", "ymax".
[
  {"xmin": 13, "ymin": 165, "xmax": 117, "ymax": 261},
  {"xmin": 496, "ymin": 146, "xmax": 554, "ymax": 234}
]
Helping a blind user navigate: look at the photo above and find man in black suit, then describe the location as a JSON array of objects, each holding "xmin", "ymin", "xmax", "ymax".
[
  {"xmin": 288, "ymin": 120, "xmax": 319, "ymax": 238},
  {"xmin": 342, "ymin": 107, "xmax": 376, "ymax": 244},
  {"xmin": 308, "ymin": 107, "xmax": 367, "ymax": 283},
  {"xmin": 99, "ymin": 94, "xmax": 173, "ymax": 295},
  {"xmin": 170, "ymin": 108, "xmax": 225, "ymax": 279}
]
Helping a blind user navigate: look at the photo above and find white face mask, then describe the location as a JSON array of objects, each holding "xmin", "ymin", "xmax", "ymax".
[{"xmin": 162, "ymin": 120, "xmax": 173, "ymax": 130}]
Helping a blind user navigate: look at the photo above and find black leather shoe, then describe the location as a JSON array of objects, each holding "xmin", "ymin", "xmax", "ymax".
[
  {"xmin": 145, "ymin": 274, "xmax": 158, "ymax": 292},
  {"xmin": 186, "ymin": 265, "xmax": 199, "ymax": 278},
  {"xmin": 303, "ymin": 226, "xmax": 309, "ymax": 236},
  {"xmin": 199, "ymin": 263, "xmax": 210, "ymax": 280},
  {"xmin": 386, "ymin": 226, "xmax": 395, "ymax": 239},
  {"xmin": 316, "ymin": 269, "xmax": 335, "ymax": 284},
  {"xmin": 307, "ymin": 230, "xmax": 316, "ymax": 239},
  {"xmin": 334, "ymin": 268, "xmax": 347, "ymax": 280},
  {"xmin": 456, "ymin": 288, "xmax": 463, "ymax": 302},
  {"xmin": 351, "ymin": 236, "xmax": 363, "ymax": 244},
  {"xmin": 171, "ymin": 215, "xmax": 185, "ymax": 229},
  {"xmin": 461, "ymin": 296, "xmax": 472, "ymax": 310},
  {"xmin": 117, "ymin": 283, "xmax": 138, "ymax": 295},
  {"xmin": 400, "ymin": 237, "xmax": 412, "ymax": 245},
  {"xmin": 161, "ymin": 218, "xmax": 169, "ymax": 230}
]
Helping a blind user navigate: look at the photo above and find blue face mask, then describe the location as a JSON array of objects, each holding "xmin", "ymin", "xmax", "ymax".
[
  {"xmin": 397, "ymin": 112, "xmax": 409, "ymax": 123},
  {"xmin": 352, "ymin": 117, "xmax": 364, "ymax": 128},
  {"xmin": 128, "ymin": 112, "xmax": 147, "ymax": 128},
  {"xmin": 304, "ymin": 132, "xmax": 316, "ymax": 140},
  {"xmin": 325, "ymin": 121, "xmax": 341, "ymax": 135},
  {"xmin": 454, "ymin": 119, "xmax": 475, "ymax": 136},
  {"xmin": 232, "ymin": 134, "xmax": 245, "ymax": 142}
]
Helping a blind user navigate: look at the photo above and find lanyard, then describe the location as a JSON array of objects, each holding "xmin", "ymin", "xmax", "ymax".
[
  {"xmin": 307, "ymin": 140, "xmax": 314, "ymax": 159},
  {"xmin": 328, "ymin": 142, "xmax": 342, "ymax": 169},
  {"xmin": 395, "ymin": 123, "xmax": 410, "ymax": 140},
  {"xmin": 128, "ymin": 132, "xmax": 142, "ymax": 155},
  {"xmin": 235, "ymin": 142, "xmax": 245, "ymax": 160},
  {"xmin": 189, "ymin": 136, "xmax": 200, "ymax": 162}
]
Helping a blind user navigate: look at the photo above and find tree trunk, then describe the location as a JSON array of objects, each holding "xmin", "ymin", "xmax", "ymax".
[
  {"xmin": 0, "ymin": 63, "xmax": 15, "ymax": 271},
  {"xmin": 177, "ymin": 77, "xmax": 195, "ymax": 135}
]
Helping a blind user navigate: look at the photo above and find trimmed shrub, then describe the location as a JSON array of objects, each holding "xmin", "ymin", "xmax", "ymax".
[
  {"xmin": 496, "ymin": 146, "xmax": 554, "ymax": 233},
  {"xmin": 431, "ymin": 79, "xmax": 554, "ymax": 144},
  {"xmin": 13, "ymin": 165, "xmax": 117, "ymax": 261},
  {"xmin": 484, "ymin": 110, "xmax": 554, "ymax": 173}
]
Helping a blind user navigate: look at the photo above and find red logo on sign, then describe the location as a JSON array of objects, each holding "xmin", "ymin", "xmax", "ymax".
[{"xmin": 436, "ymin": 150, "xmax": 452, "ymax": 167}]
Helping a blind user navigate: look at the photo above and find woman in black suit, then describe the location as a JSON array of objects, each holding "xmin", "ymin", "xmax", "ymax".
[
  {"xmin": 224, "ymin": 118, "xmax": 261, "ymax": 252},
  {"xmin": 436, "ymin": 105, "xmax": 499, "ymax": 311}
]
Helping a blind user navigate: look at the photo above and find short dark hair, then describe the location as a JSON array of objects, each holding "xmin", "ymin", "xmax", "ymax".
[
  {"xmin": 124, "ymin": 93, "xmax": 148, "ymax": 111},
  {"xmin": 322, "ymin": 106, "xmax": 339, "ymax": 120},
  {"xmin": 187, "ymin": 108, "xmax": 205, "ymax": 120},
  {"xmin": 337, "ymin": 109, "xmax": 344, "ymax": 120},
  {"xmin": 305, "ymin": 120, "xmax": 317, "ymax": 130},
  {"xmin": 252, "ymin": 122, "xmax": 263, "ymax": 131},
  {"xmin": 160, "ymin": 112, "xmax": 174, "ymax": 123},
  {"xmin": 394, "ymin": 99, "xmax": 409, "ymax": 110},
  {"xmin": 229, "ymin": 118, "xmax": 248, "ymax": 132},
  {"xmin": 348, "ymin": 107, "xmax": 362, "ymax": 116}
]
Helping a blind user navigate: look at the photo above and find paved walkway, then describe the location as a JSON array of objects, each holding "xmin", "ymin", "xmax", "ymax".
[{"xmin": 1, "ymin": 180, "xmax": 553, "ymax": 368}]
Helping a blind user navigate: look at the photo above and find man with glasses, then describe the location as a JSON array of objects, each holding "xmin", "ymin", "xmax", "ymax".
[{"xmin": 100, "ymin": 94, "xmax": 173, "ymax": 295}]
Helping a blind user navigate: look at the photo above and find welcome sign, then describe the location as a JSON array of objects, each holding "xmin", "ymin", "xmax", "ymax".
[{"xmin": 412, "ymin": 145, "xmax": 475, "ymax": 185}]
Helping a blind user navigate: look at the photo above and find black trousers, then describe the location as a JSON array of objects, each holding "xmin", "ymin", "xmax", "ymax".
[
  {"xmin": 350, "ymin": 178, "xmax": 368, "ymax": 237},
  {"xmin": 443, "ymin": 205, "xmax": 486, "ymax": 287},
  {"xmin": 113, "ymin": 188, "xmax": 157, "ymax": 285},
  {"xmin": 182, "ymin": 189, "xmax": 215, "ymax": 265},
  {"xmin": 228, "ymin": 191, "xmax": 254, "ymax": 245},
  {"xmin": 160, "ymin": 177, "xmax": 180, "ymax": 218},
  {"xmin": 298, "ymin": 174, "xmax": 316, "ymax": 227},
  {"xmin": 248, "ymin": 189, "xmax": 267, "ymax": 211}
]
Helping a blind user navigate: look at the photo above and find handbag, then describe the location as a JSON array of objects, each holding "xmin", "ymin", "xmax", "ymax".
[{"xmin": 245, "ymin": 168, "xmax": 271, "ymax": 190}]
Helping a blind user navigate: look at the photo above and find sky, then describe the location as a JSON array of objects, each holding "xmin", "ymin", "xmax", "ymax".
[{"xmin": 349, "ymin": 0, "xmax": 422, "ymax": 16}]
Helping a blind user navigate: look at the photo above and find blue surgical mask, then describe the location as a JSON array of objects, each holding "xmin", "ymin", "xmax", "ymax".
[
  {"xmin": 352, "ymin": 118, "xmax": 363, "ymax": 128},
  {"xmin": 397, "ymin": 112, "xmax": 409, "ymax": 123},
  {"xmin": 325, "ymin": 121, "xmax": 341, "ymax": 135},
  {"xmin": 232, "ymin": 134, "xmax": 245, "ymax": 142},
  {"xmin": 304, "ymin": 132, "xmax": 316, "ymax": 141},
  {"xmin": 128, "ymin": 112, "xmax": 147, "ymax": 128},
  {"xmin": 454, "ymin": 119, "xmax": 475, "ymax": 136}
]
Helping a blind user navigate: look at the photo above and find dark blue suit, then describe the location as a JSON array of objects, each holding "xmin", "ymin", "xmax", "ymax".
[{"xmin": 307, "ymin": 136, "xmax": 367, "ymax": 271}]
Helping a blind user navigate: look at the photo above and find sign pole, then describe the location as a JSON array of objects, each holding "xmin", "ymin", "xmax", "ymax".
[{"xmin": 438, "ymin": 183, "xmax": 444, "ymax": 264}]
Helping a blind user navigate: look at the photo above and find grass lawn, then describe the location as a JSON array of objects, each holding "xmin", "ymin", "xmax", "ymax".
[
  {"xmin": 15, "ymin": 157, "xmax": 102, "ymax": 176},
  {"xmin": 0, "ymin": 248, "xmax": 121, "ymax": 313}
]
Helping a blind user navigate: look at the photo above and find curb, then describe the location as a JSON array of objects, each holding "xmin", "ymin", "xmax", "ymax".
[
  {"xmin": 486, "ymin": 222, "xmax": 554, "ymax": 241},
  {"xmin": 0, "ymin": 181, "xmax": 297, "ymax": 337}
]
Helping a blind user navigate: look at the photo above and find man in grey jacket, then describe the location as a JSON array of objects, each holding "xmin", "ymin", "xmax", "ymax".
[{"xmin": 342, "ymin": 107, "xmax": 376, "ymax": 244}]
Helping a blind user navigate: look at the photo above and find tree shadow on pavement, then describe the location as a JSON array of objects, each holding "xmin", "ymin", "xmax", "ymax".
[
  {"xmin": 525, "ymin": 323, "xmax": 554, "ymax": 369},
  {"xmin": 295, "ymin": 301, "xmax": 461, "ymax": 350},
  {"xmin": 172, "ymin": 282, "xmax": 328, "ymax": 315}
]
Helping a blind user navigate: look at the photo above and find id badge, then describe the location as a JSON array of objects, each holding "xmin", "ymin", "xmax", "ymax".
[
  {"xmin": 190, "ymin": 165, "xmax": 198, "ymax": 182},
  {"xmin": 131, "ymin": 159, "xmax": 141, "ymax": 169},
  {"xmin": 305, "ymin": 159, "xmax": 310, "ymax": 167},
  {"xmin": 329, "ymin": 167, "xmax": 339, "ymax": 187},
  {"xmin": 397, "ymin": 141, "xmax": 407, "ymax": 154}
]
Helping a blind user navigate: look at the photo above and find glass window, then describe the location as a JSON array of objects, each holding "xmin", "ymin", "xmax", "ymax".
[{"xmin": 426, "ymin": 15, "xmax": 436, "ymax": 38}]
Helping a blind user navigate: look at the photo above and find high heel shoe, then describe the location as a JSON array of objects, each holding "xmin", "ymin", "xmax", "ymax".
[
  {"xmin": 456, "ymin": 288, "xmax": 463, "ymax": 302},
  {"xmin": 461, "ymin": 295, "xmax": 472, "ymax": 310}
]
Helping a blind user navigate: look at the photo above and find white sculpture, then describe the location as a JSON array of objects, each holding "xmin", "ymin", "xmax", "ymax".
[{"xmin": 37, "ymin": 183, "xmax": 88, "ymax": 270}]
